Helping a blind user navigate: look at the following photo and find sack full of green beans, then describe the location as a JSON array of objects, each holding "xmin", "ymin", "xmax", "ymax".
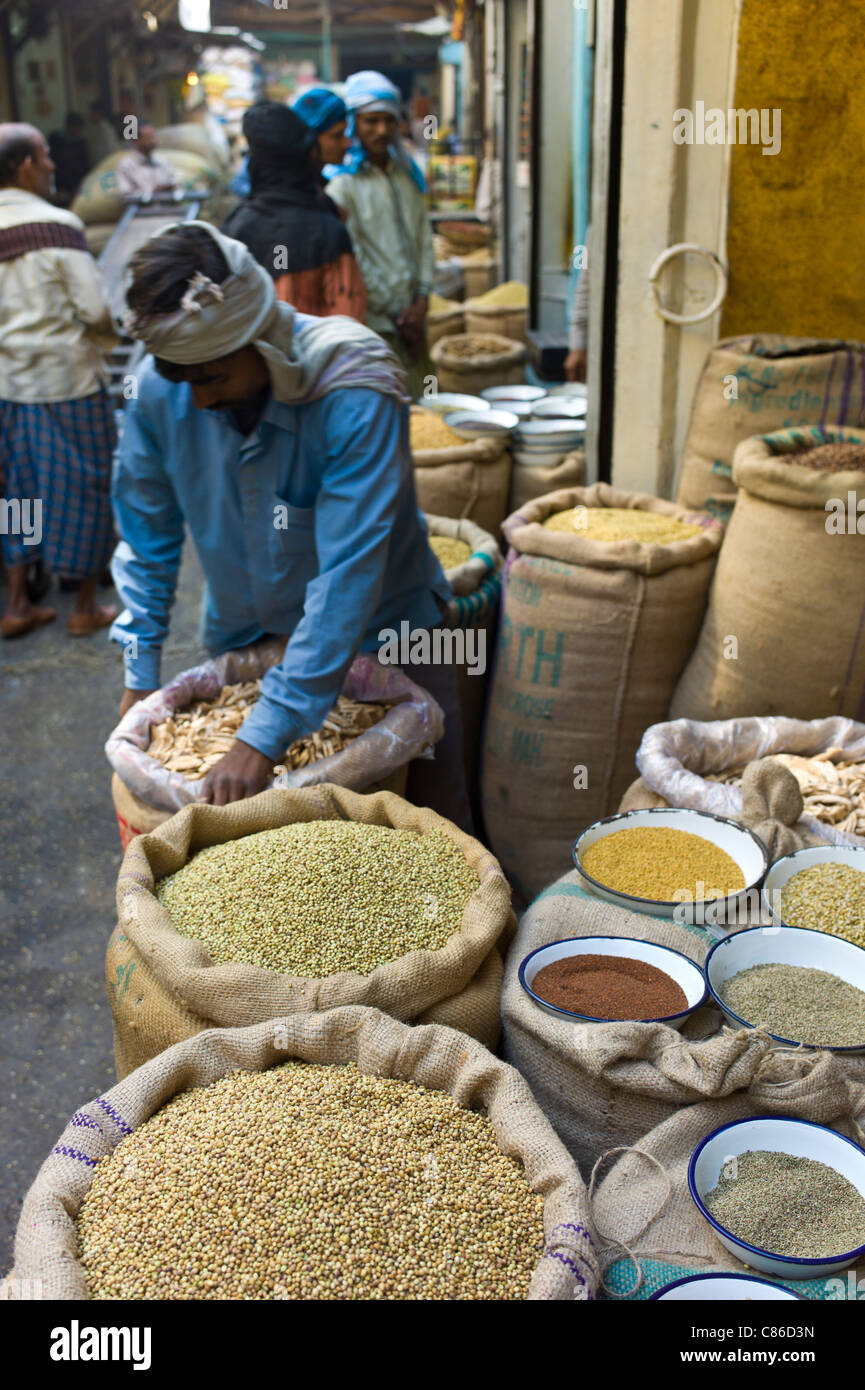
[
  {"xmin": 426, "ymin": 513, "xmax": 503, "ymax": 831},
  {"xmin": 590, "ymin": 1079, "xmax": 865, "ymax": 1300},
  {"xmin": 8, "ymin": 1006, "xmax": 600, "ymax": 1300},
  {"xmin": 481, "ymin": 484, "xmax": 724, "ymax": 902},
  {"xmin": 106, "ymin": 784, "xmax": 514, "ymax": 1078},
  {"xmin": 501, "ymin": 868, "xmax": 865, "ymax": 1187},
  {"xmin": 671, "ymin": 426, "xmax": 865, "ymax": 723}
]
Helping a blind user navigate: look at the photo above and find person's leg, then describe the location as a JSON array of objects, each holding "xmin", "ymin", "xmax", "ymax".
[
  {"xmin": 401, "ymin": 656, "xmax": 474, "ymax": 835},
  {"xmin": 0, "ymin": 403, "xmax": 57, "ymax": 637}
]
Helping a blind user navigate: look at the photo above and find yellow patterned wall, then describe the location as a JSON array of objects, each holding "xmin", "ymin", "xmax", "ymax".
[{"xmin": 721, "ymin": 0, "xmax": 865, "ymax": 340}]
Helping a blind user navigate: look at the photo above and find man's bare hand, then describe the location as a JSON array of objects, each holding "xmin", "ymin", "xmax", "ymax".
[
  {"xmin": 564, "ymin": 348, "xmax": 587, "ymax": 383},
  {"xmin": 200, "ymin": 739, "xmax": 274, "ymax": 807},
  {"xmin": 119, "ymin": 688, "xmax": 156, "ymax": 717}
]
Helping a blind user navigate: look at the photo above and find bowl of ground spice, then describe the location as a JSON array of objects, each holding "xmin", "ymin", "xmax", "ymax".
[
  {"xmin": 705, "ymin": 925, "xmax": 865, "ymax": 1053},
  {"xmin": 762, "ymin": 845, "xmax": 865, "ymax": 949},
  {"xmin": 689, "ymin": 1116, "xmax": 865, "ymax": 1279},
  {"xmin": 518, "ymin": 935, "xmax": 707, "ymax": 1026},
  {"xmin": 573, "ymin": 807, "xmax": 768, "ymax": 928}
]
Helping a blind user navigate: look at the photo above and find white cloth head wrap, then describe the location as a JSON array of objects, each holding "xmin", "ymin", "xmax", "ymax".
[{"xmin": 123, "ymin": 221, "xmax": 407, "ymax": 403}]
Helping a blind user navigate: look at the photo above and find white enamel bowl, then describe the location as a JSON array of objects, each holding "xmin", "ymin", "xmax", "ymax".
[
  {"xmin": 531, "ymin": 396, "xmax": 588, "ymax": 419},
  {"xmin": 650, "ymin": 1273, "xmax": 803, "ymax": 1300},
  {"xmin": 415, "ymin": 392, "xmax": 490, "ymax": 415},
  {"xmin": 481, "ymin": 384, "xmax": 546, "ymax": 404},
  {"xmin": 761, "ymin": 844, "xmax": 865, "ymax": 930},
  {"xmin": 444, "ymin": 408, "xmax": 519, "ymax": 439},
  {"xmin": 573, "ymin": 807, "xmax": 769, "ymax": 930},
  {"xmin": 518, "ymin": 935, "xmax": 707, "ymax": 1028},
  {"xmin": 705, "ymin": 925, "xmax": 865, "ymax": 1054},
  {"xmin": 689, "ymin": 1116, "xmax": 865, "ymax": 1279}
]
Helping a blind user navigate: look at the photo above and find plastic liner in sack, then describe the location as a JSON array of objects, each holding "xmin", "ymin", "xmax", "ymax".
[
  {"xmin": 105, "ymin": 639, "xmax": 444, "ymax": 817},
  {"xmin": 634, "ymin": 715, "xmax": 865, "ymax": 850},
  {"xmin": 5, "ymin": 1007, "xmax": 601, "ymax": 1300}
]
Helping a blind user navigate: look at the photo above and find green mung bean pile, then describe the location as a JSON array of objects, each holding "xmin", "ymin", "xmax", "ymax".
[
  {"xmin": 779, "ymin": 862, "xmax": 865, "ymax": 947},
  {"xmin": 156, "ymin": 821, "xmax": 480, "ymax": 975},
  {"xmin": 704, "ymin": 1150, "xmax": 865, "ymax": 1258},
  {"xmin": 580, "ymin": 826, "xmax": 745, "ymax": 902},
  {"xmin": 718, "ymin": 962, "xmax": 865, "ymax": 1048},
  {"xmin": 76, "ymin": 1062, "xmax": 546, "ymax": 1300}
]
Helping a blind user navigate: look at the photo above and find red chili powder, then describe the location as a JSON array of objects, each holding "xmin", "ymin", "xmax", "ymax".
[{"xmin": 531, "ymin": 953, "xmax": 688, "ymax": 1020}]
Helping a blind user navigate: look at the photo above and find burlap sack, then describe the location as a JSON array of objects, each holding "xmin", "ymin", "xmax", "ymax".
[
  {"xmin": 8, "ymin": 1006, "xmax": 600, "ymax": 1300},
  {"xmin": 413, "ymin": 432, "xmax": 512, "ymax": 534},
  {"xmin": 508, "ymin": 450, "xmax": 586, "ymax": 514},
  {"xmin": 481, "ymin": 485, "xmax": 724, "ymax": 902},
  {"xmin": 464, "ymin": 302, "xmax": 527, "ymax": 342},
  {"xmin": 107, "ymin": 784, "xmax": 515, "ymax": 1077},
  {"xmin": 430, "ymin": 332, "xmax": 526, "ymax": 395},
  {"xmin": 427, "ymin": 304, "xmax": 465, "ymax": 346},
  {"xmin": 502, "ymin": 870, "xmax": 865, "ymax": 1187},
  {"xmin": 591, "ymin": 1078, "xmax": 865, "ymax": 1300},
  {"xmin": 675, "ymin": 335, "xmax": 865, "ymax": 523},
  {"xmin": 71, "ymin": 148, "xmax": 219, "ymax": 225},
  {"xmin": 622, "ymin": 714, "xmax": 865, "ymax": 850},
  {"xmin": 671, "ymin": 428, "xmax": 865, "ymax": 722},
  {"xmin": 105, "ymin": 642, "xmax": 442, "ymax": 819}
]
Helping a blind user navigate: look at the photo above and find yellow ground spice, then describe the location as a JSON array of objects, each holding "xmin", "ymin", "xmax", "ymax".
[
  {"xmin": 429, "ymin": 293, "xmax": 460, "ymax": 313},
  {"xmin": 581, "ymin": 826, "xmax": 745, "ymax": 902},
  {"xmin": 471, "ymin": 280, "xmax": 528, "ymax": 308},
  {"xmin": 430, "ymin": 535, "xmax": 472, "ymax": 569},
  {"xmin": 410, "ymin": 409, "xmax": 465, "ymax": 450},
  {"xmin": 543, "ymin": 507, "xmax": 701, "ymax": 544}
]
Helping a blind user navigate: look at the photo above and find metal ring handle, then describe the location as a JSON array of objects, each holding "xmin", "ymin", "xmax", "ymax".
[{"xmin": 648, "ymin": 242, "xmax": 728, "ymax": 325}]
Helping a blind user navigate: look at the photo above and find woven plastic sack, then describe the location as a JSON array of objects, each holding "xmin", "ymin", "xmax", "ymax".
[
  {"xmin": 107, "ymin": 784, "xmax": 515, "ymax": 1076},
  {"xmin": 631, "ymin": 715, "xmax": 865, "ymax": 849},
  {"xmin": 7, "ymin": 1006, "xmax": 600, "ymax": 1300},
  {"xmin": 105, "ymin": 641, "xmax": 443, "ymax": 818}
]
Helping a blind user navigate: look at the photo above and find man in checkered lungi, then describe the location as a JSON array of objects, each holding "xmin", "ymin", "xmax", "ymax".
[{"xmin": 0, "ymin": 123, "xmax": 119, "ymax": 639}]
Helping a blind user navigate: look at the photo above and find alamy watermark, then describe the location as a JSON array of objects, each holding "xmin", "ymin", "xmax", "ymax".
[
  {"xmin": 378, "ymin": 622, "xmax": 486, "ymax": 677},
  {"xmin": 0, "ymin": 497, "xmax": 42, "ymax": 546},
  {"xmin": 674, "ymin": 102, "xmax": 781, "ymax": 156},
  {"xmin": 826, "ymin": 492, "xmax": 865, "ymax": 534}
]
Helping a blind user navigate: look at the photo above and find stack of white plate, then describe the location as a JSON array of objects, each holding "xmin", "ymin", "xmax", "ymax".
[
  {"xmin": 513, "ymin": 416, "xmax": 586, "ymax": 467},
  {"xmin": 481, "ymin": 385, "xmax": 547, "ymax": 418},
  {"xmin": 415, "ymin": 392, "xmax": 490, "ymax": 417}
]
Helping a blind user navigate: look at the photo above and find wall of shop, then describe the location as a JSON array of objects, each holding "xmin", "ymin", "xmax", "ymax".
[
  {"xmin": 531, "ymin": 0, "xmax": 575, "ymax": 336},
  {"xmin": 12, "ymin": 19, "xmax": 68, "ymax": 134},
  {"xmin": 721, "ymin": 0, "xmax": 865, "ymax": 340},
  {"xmin": 504, "ymin": 0, "xmax": 531, "ymax": 283}
]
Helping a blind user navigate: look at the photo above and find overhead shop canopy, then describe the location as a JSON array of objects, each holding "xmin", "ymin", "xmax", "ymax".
[{"xmin": 210, "ymin": 1, "xmax": 448, "ymax": 33}]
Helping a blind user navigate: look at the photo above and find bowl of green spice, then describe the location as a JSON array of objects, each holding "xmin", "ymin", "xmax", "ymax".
[
  {"xmin": 762, "ymin": 845, "xmax": 865, "ymax": 948},
  {"xmin": 689, "ymin": 1116, "xmax": 865, "ymax": 1279},
  {"xmin": 705, "ymin": 925, "xmax": 865, "ymax": 1053},
  {"xmin": 573, "ymin": 807, "xmax": 768, "ymax": 928}
]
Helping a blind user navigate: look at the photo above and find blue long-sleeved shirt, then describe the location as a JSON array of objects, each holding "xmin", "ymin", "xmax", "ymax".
[{"xmin": 110, "ymin": 361, "xmax": 448, "ymax": 762}]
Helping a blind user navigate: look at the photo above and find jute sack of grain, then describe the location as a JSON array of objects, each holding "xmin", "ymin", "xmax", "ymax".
[
  {"xmin": 106, "ymin": 642, "xmax": 441, "ymax": 834},
  {"xmin": 671, "ymin": 427, "xmax": 865, "ymax": 723},
  {"xmin": 502, "ymin": 871, "xmax": 771, "ymax": 1177},
  {"xmin": 7, "ymin": 1006, "xmax": 600, "ymax": 1300},
  {"xmin": 430, "ymin": 332, "xmax": 526, "ymax": 395},
  {"xmin": 106, "ymin": 784, "xmax": 515, "ymax": 1076},
  {"xmin": 72, "ymin": 148, "xmax": 219, "ymax": 225},
  {"xmin": 426, "ymin": 514, "xmax": 503, "ymax": 824},
  {"xmin": 508, "ymin": 449, "xmax": 586, "ymax": 514},
  {"xmin": 481, "ymin": 485, "xmax": 724, "ymax": 902},
  {"xmin": 675, "ymin": 335, "xmax": 865, "ymax": 523},
  {"xmin": 464, "ymin": 301, "xmax": 527, "ymax": 343},
  {"xmin": 621, "ymin": 714, "xmax": 865, "ymax": 849},
  {"xmin": 589, "ymin": 1075, "xmax": 865, "ymax": 1300},
  {"xmin": 427, "ymin": 301, "xmax": 465, "ymax": 346},
  {"xmin": 412, "ymin": 430, "xmax": 512, "ymax": 534}
]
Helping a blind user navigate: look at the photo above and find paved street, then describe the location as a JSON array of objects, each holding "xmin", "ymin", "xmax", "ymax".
[{"xmin": 0, "ymin": 548, "xmax": 203, "ymax": 1268}]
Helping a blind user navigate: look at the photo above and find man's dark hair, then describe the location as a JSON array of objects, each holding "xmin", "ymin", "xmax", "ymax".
[
  {"xmin": 0, "ymin": 129, "xmax": 36, "ymax": 187},
  {"xmin": 126, "ymin": 225, "xmax": 230, "ymax": 318},
  {"xmin": 66, "ymin": 113, "xmax": 84, "ymax": 132}
]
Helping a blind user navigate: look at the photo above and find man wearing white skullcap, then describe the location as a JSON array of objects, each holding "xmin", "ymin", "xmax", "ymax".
[
  {"xmin": 110, "ymin": 221, "xmax": 472, "ymax": 828},
  {"xmin": 327, "ymin": 71, "xmax": 434, "ymax": 395}
]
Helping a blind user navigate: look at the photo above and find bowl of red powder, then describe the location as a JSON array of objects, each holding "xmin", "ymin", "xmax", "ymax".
[{"xmin": 518, "ymin": 936, "xmax": 708, "ymax": 1026}]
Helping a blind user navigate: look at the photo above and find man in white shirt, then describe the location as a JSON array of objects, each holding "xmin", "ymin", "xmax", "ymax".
[
  {"xmin": 115, "ymin": 125, "xmax": 179, "ymax": 203},
  {"xmin": 0, "ymin": 124, "xmax": 119, "ymax": 639}
]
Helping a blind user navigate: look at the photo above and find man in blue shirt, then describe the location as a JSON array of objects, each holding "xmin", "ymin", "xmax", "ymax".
[{"xmin": 112, "ymin": 222, "xmax": 470, "ymax": 827}]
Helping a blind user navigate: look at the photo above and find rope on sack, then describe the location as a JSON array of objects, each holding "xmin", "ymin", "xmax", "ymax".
[{"xmin": 587, "ymin": 1145, "xmax": 673, "ymax": 1299}]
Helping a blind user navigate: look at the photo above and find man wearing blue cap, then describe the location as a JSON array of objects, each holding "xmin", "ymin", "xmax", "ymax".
[{"xmin": 327, "ymin": 72, "xmax": 434, "ymax": 396}]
